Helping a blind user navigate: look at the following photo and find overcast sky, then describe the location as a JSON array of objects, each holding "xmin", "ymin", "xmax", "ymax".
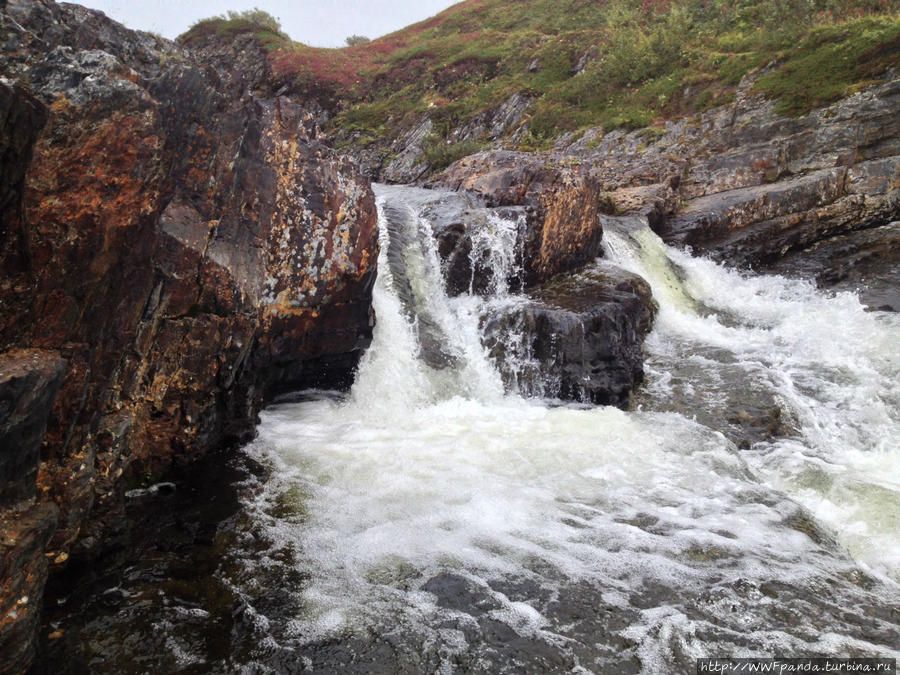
[{"xmin": 72, "ymin": 0, "xmax": 460, "ymax": 47}]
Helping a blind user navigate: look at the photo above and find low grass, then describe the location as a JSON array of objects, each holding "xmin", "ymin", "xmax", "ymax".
[
  {"xmin": 179, "ymin": 10, "xmax": 291, "ymax": 52},
  {"xmin": 178, "ymin": 0, "xmax": 900, "ymax": 155},
  {"xmin": 754, "ymin": 15, "xmax": 900, "ymax": 115},
  {"xmin": 423, "ymin": 136, "xmax": 484, "ymax": 171}
]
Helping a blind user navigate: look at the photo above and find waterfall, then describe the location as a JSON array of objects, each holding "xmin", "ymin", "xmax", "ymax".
[
  {"xmin": 232, "ymin": 187, "xmax": 899, "ymax": 672},
  {"xmin": 602, "ymin": 216, "xmax": 900, "ymax": 581}
]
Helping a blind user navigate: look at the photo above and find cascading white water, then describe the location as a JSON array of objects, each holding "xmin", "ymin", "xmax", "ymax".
[
  {"xmin": 238, "ymin": 186, "xmax": 900, "ymax": 672},
  {"xmin": 602, "ymin": 219, "xmax": 900, "ymax": 581}
]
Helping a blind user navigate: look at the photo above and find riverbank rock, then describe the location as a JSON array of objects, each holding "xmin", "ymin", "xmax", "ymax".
[
  {"xmin": 481, "ymin": 266, "xmax": 657, "ymax": 407},
  {"xmin": 764, "ymin": 221, "xmax": 900, "ymax": 312},
  {"xmin": 0, "ymin": 2, "xmax": 378, "ymax": 671},
  {"xmin": 430, "ymin": 76, "xmax": 899, "ymax": 303}
]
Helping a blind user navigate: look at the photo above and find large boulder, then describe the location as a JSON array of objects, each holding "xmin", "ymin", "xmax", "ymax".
[{"xmin": 481, "ymin": 265, "xmax": 657, "ymax": 407}]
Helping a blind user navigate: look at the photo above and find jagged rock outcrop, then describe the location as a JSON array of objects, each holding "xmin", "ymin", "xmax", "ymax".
[
  {"xmin": 481, "ymin": 266, "xmax": 656, "ymax": 407},
  {"xmin": 429, "ymin": 152, "xmax": 615, "ymax": 286},
  {"xmin": 0, "ymin": 2, "xmax": 378, "ymax": 671},
  {"xmin": 338, "ymin": 92, "xmax": 532, "ymax": 183},
  {"xmin": 381, "ymin": 116, "xmax": 434, "ymax": 184}
]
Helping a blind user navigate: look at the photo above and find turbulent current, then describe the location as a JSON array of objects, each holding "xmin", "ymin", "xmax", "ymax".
[
  {"xmin": 231, "ymin": 185, "xmax": 900, "ymax": 672},
  {"xmin": 42, "ymin": 185, "xmax": 899, "ymax": 673}
]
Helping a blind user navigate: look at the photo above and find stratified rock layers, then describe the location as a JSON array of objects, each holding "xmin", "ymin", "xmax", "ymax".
[{"xmin": 430, "ymin": 79, "xmax": 899, "ymax": 308}]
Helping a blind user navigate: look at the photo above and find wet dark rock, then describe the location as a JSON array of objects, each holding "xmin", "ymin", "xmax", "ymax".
[
  {"xmin": 422, "ymin": 573, "xmax": 502, "ymax": 617},
  {"xmin": 421, "ymin": 192, "xmax": 526, "ymax": 297},
  {"xmin": 0, "ymin": 349, "xmax": 66, "ymax": 505},
  {"xmin": 0, "ymin": 349, "xmax": 65, "ymax": 675},
  {"xmin": 0, "ymin": 502, "xmax": 57, "ymax": 675},
  {"xmin": 764, "ymin": 221, "xmax": 900, "ymax": 312},
  {"xmin": 481, "ymin": 266, "xmax": 657, "ymax": 407},
  {"xmin": 0, "ymin": 78, "xmax": 47, "ymax": 274},
  {"xmin": 381, "ymin": 200, "xmax": 458, "ymax": 369}
]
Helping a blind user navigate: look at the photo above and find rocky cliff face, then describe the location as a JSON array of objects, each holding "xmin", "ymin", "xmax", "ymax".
[
  {"xmin": 2, "ymin": 1, "xmax": 897, "ymax": 671},
  {"xmin": 0, "ymin": 2, "xmax": 377, "ymax": 671}
]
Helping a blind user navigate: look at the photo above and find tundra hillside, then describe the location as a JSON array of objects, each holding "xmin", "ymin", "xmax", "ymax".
[{"xmin": 180, "ymin": 0, "xmax": 900, "ymax": 180}]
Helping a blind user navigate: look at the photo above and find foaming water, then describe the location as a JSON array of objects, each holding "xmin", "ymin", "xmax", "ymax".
[
  {"xmin": 603, "ymin": 220, "xmax": 900, "ymax": 582},
  {"xmin": 237, "ymin": 189, "xmax": 900, "ymax": 671}
]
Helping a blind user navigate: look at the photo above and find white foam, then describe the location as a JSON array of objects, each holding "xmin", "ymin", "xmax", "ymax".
[
  {"xmin": 603, "ymin": 222, "xmax": 900, "ymax": 581},
  {"xmin": 236, "ymin": 191, "xmax": 900, "ymax": 668}
]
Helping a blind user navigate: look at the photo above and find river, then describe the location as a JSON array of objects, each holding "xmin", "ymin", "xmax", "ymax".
[{"xmin": 36, "ymin": 184, "xmax": 900, "ymax": 673}]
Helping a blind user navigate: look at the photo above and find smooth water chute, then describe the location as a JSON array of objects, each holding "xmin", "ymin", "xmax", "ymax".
[{"xmin": 381, "ymin": 198, "xmax": 458, "ymax": 370}]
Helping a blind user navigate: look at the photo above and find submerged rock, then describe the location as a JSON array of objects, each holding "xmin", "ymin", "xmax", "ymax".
[{"xmin": 481, "ymin": 266, "xmax": 657, "ymax": 407}]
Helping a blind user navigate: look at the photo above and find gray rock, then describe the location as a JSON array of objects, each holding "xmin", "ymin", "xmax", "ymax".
[
  {"xmin": 481, "ymin": 265, "xmax": 657, "ymax": 407},
  {"xmin": 28, "ymin": 46, "xmax": 144, "ymax": 108},
  {"xmin": 764, "ymin": 221, "xmax": 900, "ymax": 312},
  {"xmin": 382, "ymin": 116, "xmax": 433, "ymax": 183}
]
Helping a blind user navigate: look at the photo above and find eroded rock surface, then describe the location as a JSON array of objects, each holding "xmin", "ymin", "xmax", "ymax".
[{"xmin": 0, "ymin": 2, "xmax": 378, "ymax": 670}]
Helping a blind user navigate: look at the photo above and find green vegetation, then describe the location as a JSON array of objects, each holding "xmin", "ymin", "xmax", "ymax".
[
  {"xmin": 345, "ymin": 35, "xmax": 371, "ymax": 46},
  {"xmin": 423, "ymin": 135, "xmax": 484, "ymax": 171},
  {"xmin": 755, "ymin": 15, "xmax": 900, "ymax": 115},
  {"xmin": 179, "ymin": 0, "xmax": 900, "ymax": 154},
  {"xmin": 179, "ymin": 7, "xmax": 290, "ymax": 52}
]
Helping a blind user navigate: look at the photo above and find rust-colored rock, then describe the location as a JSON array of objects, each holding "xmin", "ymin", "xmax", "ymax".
[
  {"xmin": 431, "ymin": 151, "xmax": 614, "ymax": 285},
  {"xmin": 0, "ymin": 2, "xmax": 378, "ymax": 671}
]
